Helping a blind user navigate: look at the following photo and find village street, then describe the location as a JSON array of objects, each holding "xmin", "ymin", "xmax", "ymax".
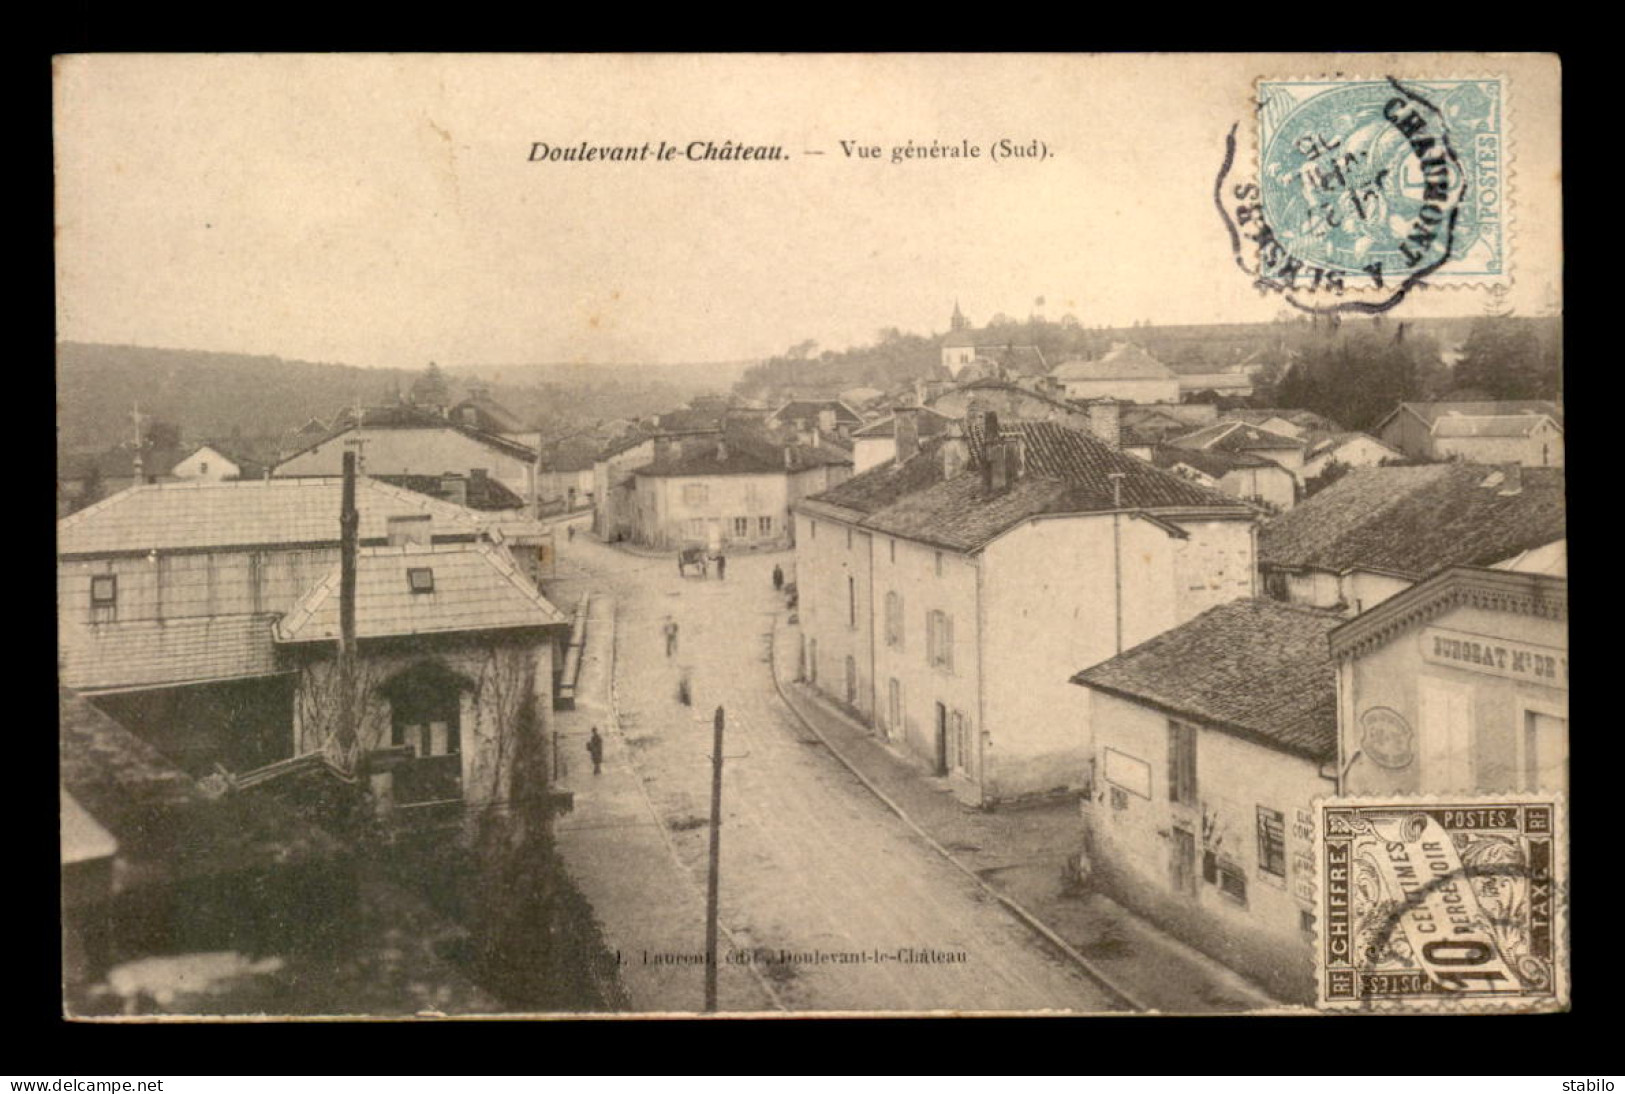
[{"xmin": 545, "ymin": 523, "xmax": 1126, "ymax": 1014}]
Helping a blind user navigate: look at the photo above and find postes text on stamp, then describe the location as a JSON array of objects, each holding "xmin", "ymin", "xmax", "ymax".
[
  {"xmin": 1226, "ymin": 76, "xmax": 1505, "ymax": 313},
  {"xmin": 1316, "ymin": 796, "xmax": 1565, "ymax": 1012}
]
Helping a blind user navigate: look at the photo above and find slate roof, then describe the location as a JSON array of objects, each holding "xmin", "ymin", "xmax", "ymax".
[
  {"xmin": 803, "ymin": 419, "xmax": 1253, "ymax": 551},
  {"xmin": 1072, "ymin": 598, "xmax": 1343, "ymax": 761},
  {"xmin": 58, "ymin": 614, "xmax": 283, "ymax": 693},
  {"xmin": 276, "ymin": 542, "xmax": 569, "ymax": 644},
  {"xmin": 1258, "ymin": 464, "xmax": 1566, "ymax": 579},
  {"xmin": 57, "ymin": 478, "xmax": 489, "ymax": 558},
  {"xmin": 1051, "ymin": 343, "xmax": 1175, "ymax": 382},
  {"xmin": 1170, "ymin": 420, "xmax": 1307, "ymax": 453}
]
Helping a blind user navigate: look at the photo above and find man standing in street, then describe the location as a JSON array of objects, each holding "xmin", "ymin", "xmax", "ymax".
[
  {"xmin": 586, "ymin": 727, "xmax": 604, "ymax": 776},
  {"xmin": 716, "ymin": 553, "xmax": 727, "ymax": 581},
  {"xmin": 772, "ymin": 563, "xmax": 784, "ymax": 591},
  {"xmin": 664, "ymin": 617, "xmax": 679, "ymax": 658}
]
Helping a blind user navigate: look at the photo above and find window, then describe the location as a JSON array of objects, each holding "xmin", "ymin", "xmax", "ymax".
[
  {"xmin": 810, "ymin": 520, "xmax": 817, "ymax": 539},
  {"xmin": 1217, "ymin": 859, "xmax": 1248, "ymax": 905},
  {"xmin": 387, "ymin": 515, "xmax": 433, "ymax": 546},
  {"xmin": 846, "ymin": 527, "xmax": 853, "ymax": 550},
  {"xmin": 1522, "ymin": 709, "xmax": 1568, "ymax": 793},
  {"xmin": 1257, "ymin": 806, "xmax": 1287, "ymax": 880},
  {"xmin": 408, "ymin": 567, "xmax": 436, "ymax": 593},
  {"xmin": 934, "ymin": 551, "xmax": 943, "ymax": 577},
  {"xmin": 90, "ymin": 574, "xmax": 118, "ymax": 606},
  {"xmin": 952, "ymin": 711, "xmax": 972, "ymax": 772},
  {"xmin": 884, "ymin": 591, "xmax": 904, "ymax": 648},
  {"xmin": 199, "ymin": 461, "xmax": 209, "ymax": 475},
  {"xmin": 927, "ymin": 610, "xmax": 954, "ymax": 671},
  {"xmin": 758, "ymin": 516, "xmax": 773, "ymax": 536},
  {"xmin": 682, "ymin": 483, "xmax": 709, "ymax": 507},
  {"xmin": 1300, "ymin": 909, "xmax": 1317, "ymax": 934},
  {"xmin": 886, "ymin": 678, "xmax": 902, "ymax": 737},
  {"xmin": 848, "ymin": 575, "xmax": 857, "ymax": 627},
  {"xmin": 1168, "ymin": 721, "xmax": 1197, "ymax": 805},
  {"xmin": 889, "ymin": 538, "xmax": 896, "ymax": 564},
  {"xmin": 733, "ymin": 516, "xmax": 749, "ymax": 537}
]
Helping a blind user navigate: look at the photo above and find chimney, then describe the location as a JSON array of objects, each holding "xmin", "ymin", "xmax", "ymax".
[
  {"xmin": 1007, "ymin": 432, "xmax": 1027, "ymax": 480},
  {"xmin": 441, "ymin": 474, "xmax": 468, "ymax": 507},
  {"xmin": 784, "ymin": 446, "xmax": 796, "ymax": 470},
  {"xmin": 1496, "ymin": 462, "xmax": 1523, "ymax": 495},
  {"xmin": 914, "ymin": 378, "xmax": 926, "ymax": 406},
  {"xmin": 1087, "ymin": 399, "xmax": 1122, "ymax": 448},
  {"xmin": 716, "ymin": 437, "xmax": 729, "ymax": 462},
  {"xmin": 939, "ymin": 420, "xmax": 970, "ymax": 479},
  {"xmin": 984, "ymin": 441, "xmax": 1010, "ymax": 492},
  {"xmin": 895, "ymin": 406, "xmax": 921, "ymax": 464},
  {"xmin": 981, "ymin": 409, "xmax": 1000, "ymax": 441},
  {"xmin": 811, "ymin": 423, "xmax": 822, "ymax": 451}
]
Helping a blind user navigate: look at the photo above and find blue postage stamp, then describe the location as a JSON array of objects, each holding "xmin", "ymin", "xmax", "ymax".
[
  {"xmin": 1255, "ymin": 77, "xmax": 1506, "ymax": 291},
  {"xmin": 1315, "ymin": 796, "xmax": 1567, "ymax": 1012}
]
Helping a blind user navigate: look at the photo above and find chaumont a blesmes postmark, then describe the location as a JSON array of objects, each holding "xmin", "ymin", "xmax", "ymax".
[
  {"xmin": 1249, "ymin": 77, "xmax": 1506, "ymax": 303},
  {"xmin": 1317, "ymin": 797, "xmax": 1565, "ymax": 1011}
]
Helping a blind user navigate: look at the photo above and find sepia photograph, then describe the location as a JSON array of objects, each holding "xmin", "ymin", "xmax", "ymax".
[{"xmin": 53, "ymin": 52, "xmax": 1566, "ymax": 1019}]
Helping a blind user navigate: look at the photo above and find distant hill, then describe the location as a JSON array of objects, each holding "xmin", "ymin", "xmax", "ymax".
[{"xmin": 55, "ymin": 343, "xmax": 750, "ymax": 450}]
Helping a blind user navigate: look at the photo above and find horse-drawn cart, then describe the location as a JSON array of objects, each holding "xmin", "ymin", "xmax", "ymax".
[{"xmin": 677, "ymin": 544, "xmax": 709, "ymax": 578}]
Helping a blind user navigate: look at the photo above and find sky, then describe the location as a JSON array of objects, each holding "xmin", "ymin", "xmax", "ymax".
[{"xmin": 54, "ymin": 54, "xmax": 1563, "ymax": 370}]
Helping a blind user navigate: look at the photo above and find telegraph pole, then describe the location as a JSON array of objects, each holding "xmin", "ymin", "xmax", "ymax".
[
  {"xmin": 338, "ymin": 450, "xmax": 360, "ymax": 768},
  {"xmin": 703, "ymin": 704, "xmax": 725, "ymax": 1012}
]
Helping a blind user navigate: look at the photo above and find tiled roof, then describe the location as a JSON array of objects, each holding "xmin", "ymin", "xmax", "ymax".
[
  {"xmin": 970, "ymin": 345, "xmax": 1049, "ymax": 375},
  {"xmin": 58, "ymin": 447, "xmax": 186, "ymax": 482},
  {"xmin": 850, "ymin": 406, "xmax": 957, "ymax": 439},
  {"xmin": 1072, "ymin": 598, "xmax": 1343, "ymax": 761},
  {"xmin": 1051, "ymin": 343, "xmax": 1174, "ymax": 382},
  {"xmin": 285, "ymin": 407, "xmax": 539, "ymax": 465},
  {"xmin": 1395, "ymin": 400, "xmax": 1562, "ymax": 428},
  {"xmin": 57, "ymin": 478, "xmax": 489, "ymax": 558},
  {"xmin": 1259, "ymin": 464, "xmax": 1566, "ymax": 579},
  {"xmin": 1151, "ymin": 445, "xmax": 1276, "ymax": 478},
  {"xmin": 276, "ymin": 542, "xmax": 568, "ymax": 644},
  {"xmin": 1220, "ymin": 408, "xmax": 1342, "ymax": 433},
  {"xmin": 803, "ymin": 419, "xmax": 1252, "ymax": 551},
  {"xmin": 58, "ymin": 614, "xmax": 282, "ymax": 693},
  {"xmin": 770, "ymin": 399, "xmax": 864, "ymax": 425},
  {"xmin": 1432, "ymin": 415, "xmax": 1559, "ymax": 438},
  {"xmin": 375, "ymin": 473, "xmax": 528, "ymax": 512},
  {"xmin": 634, "ymin": 429, "xmax": 850, "ymax": 478},
  {"xmin": 1170, "ymin": 420, "xmax": 1306, "ymax": 453},
  {"xmin": 937, "ymin": 377, "xmax": 1082, "ymax": 417},
  {"xmin": 1304, "ymin": 431, "xmax": 1401, "ymax": 460},
  {"xmin": 448, "ymin": 394, "xmax": 529, "ymax": 434}
]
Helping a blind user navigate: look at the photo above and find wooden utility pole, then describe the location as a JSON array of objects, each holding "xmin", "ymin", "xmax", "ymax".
[
  {"xmin": 703, "ymin": 704, "xmax": 725, "ymax": 1012},
  {"xmin": 338, "ymin": 450, "xmax": 360, "ymax": 767}
]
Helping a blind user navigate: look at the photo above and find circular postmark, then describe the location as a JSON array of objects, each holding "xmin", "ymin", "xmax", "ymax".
[
  {"xmin": 1218, "ymin": 76, "xmax": 1493, "ymax": 314},
  {"xmin": 1359, "ymin": 706, "xmax": 1415, "ymax": 770}
]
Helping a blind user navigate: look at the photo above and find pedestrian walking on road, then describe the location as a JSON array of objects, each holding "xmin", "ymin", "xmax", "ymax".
[
  {"xmin": 586, "ymin": 727, "xmax": 604, "ymax": 775},
  {"xmin": 567, "ymin": 524, "xmax": 575, "ymax": 542},
  {"xmin": 664, "ymin": 618, "xmax": 679, "ymax": 658},
  {"xmin": 716, "ymin": 553, "xmax": 727, "ymax": 581},
  {"xmin": 772, "ymin": 564, "xmax": 784, "ymax": 591}
]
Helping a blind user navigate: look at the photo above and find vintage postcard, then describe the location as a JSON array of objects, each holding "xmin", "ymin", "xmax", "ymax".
[{"xmin": 54, "ymin": 53, "xmax": 1564, "ymax": 1018}]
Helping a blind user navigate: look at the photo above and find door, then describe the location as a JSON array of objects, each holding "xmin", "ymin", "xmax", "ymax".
[
  {"xmin": 1171, "ymin": 826, "xmax": 1197, "ymax": 896},
  {"xmin": 934, "ymin": 702, "xmax": 949, "ymax": 776}
]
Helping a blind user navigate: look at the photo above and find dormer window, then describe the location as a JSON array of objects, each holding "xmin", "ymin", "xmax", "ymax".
[
  {"xmin": 90, "ymin": 574, "xmax": 118, "ymax": 606},
  {"xmin": 408, "ymin": 567, "xmax": 436, "ymax": 594}
]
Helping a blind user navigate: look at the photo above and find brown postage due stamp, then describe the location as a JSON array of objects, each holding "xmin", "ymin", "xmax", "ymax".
[{"xmin": 1316, "ymin": 796, "xmax": 1566, "ymax": 1012}]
